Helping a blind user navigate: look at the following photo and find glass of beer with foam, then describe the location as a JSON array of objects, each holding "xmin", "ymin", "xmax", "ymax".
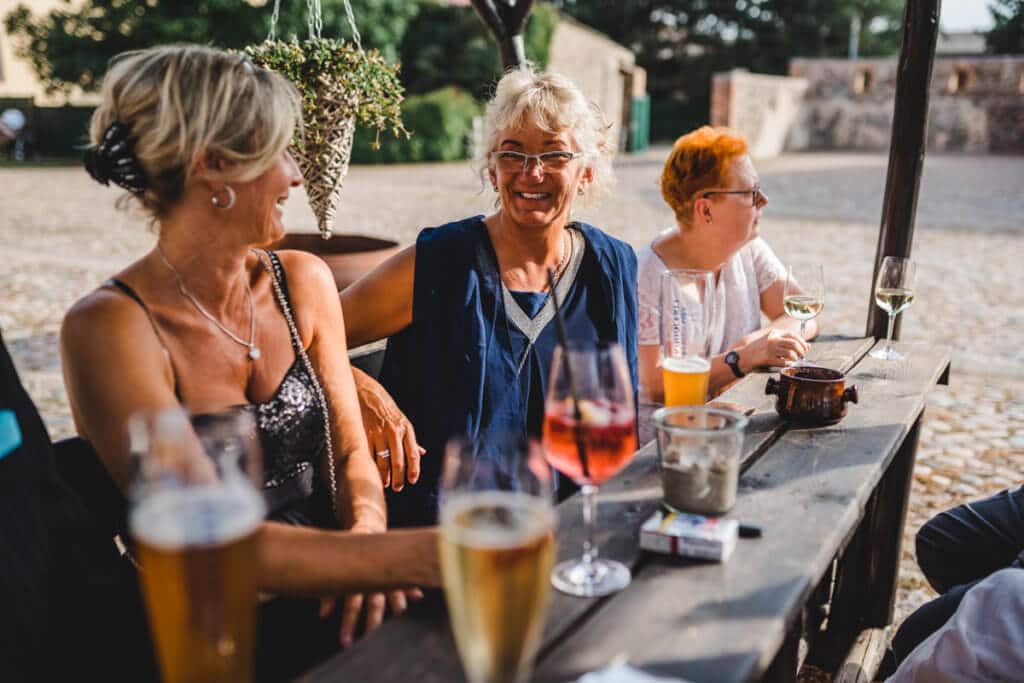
[
  {"xmin": 660, "ymin": 269, "xmax": 717, "ymax": 405},
  {"xmin": 439, "ymin": 434, "xmax": 555, "ymax": 683},
  {"xmin": 127, "ymin": 408, "xmax": 266, "ymax": 683}
]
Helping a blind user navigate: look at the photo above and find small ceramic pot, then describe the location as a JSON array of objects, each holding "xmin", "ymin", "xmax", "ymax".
[{"xmin": 765, "ymin": 366, "xmax": 858, "ymax": 426}]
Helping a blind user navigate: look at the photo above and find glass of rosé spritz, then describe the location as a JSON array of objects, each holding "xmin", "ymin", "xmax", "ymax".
[{"xmin": 543, "ymin": 341, "xmax": 637, "ymax": 597}]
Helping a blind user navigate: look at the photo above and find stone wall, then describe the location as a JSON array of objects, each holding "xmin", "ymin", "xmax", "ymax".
[
  {"xmin": 548, "ymin": 17, "xmax": 638, "ymax": 150},
  {"xmin": 710, "ymin": 70, "xmax": 808, "ymax": 158},
  {"xmin": 711, "ymin": 56, "xmax": 1024, "ymax": 155},
  {"xmin": 789, "ymin": 56, "xmax": 1024, "ymax": 154}
]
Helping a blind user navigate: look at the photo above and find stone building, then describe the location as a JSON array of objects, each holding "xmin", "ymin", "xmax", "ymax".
[
  {"xmin": 712, "ymin": 52, "xmax": 1024, "ymax": 156},
  {"xmin": 547, "ymin": 16, "xmax": 647, "ymax": 152},
  {"xmin": 788, "ymin": 55, "xmax": 1024, "ymax": 154}
]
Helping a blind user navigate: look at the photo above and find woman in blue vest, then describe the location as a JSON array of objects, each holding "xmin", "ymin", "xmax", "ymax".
[{"xmin": 343, "ymin": 67, "xmax": 638, "ymax": 527}]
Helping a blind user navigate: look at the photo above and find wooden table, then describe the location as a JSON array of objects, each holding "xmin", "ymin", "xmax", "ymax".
[{"xmin": 302, "ymin": 336, "xmax": 950, "ymax": 683}]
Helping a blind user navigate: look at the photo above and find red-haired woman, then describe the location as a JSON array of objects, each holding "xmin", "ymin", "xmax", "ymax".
[{"xmin": 638, "ymin": 126, "xmax": 817, "ymax": 401}]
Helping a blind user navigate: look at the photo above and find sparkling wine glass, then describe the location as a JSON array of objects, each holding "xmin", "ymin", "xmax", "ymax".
[
  {"xmin": 438, "ymin": 434, "xmax": 554, "ymax": 683},
  {"xmin": 543, "ymin": 341, "xmax": 637, "ymax": 597},
  {"xmin": 783, "ymin": 264, "xmax": 825, "ymax": 365},
  {"xmin": 870, "ymin": 256, "xmax": 916, "ymax": 361}
]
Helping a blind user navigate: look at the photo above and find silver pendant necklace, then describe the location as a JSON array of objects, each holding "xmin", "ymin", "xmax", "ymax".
[{"xmin": 156, "ymin": 245, "xmax": 261, "ymax": 361}]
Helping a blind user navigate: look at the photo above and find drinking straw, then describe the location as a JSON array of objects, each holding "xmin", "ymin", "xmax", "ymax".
[{"xmin": 547, "ymin": 267, "xmax": 590, "ymax": 480}]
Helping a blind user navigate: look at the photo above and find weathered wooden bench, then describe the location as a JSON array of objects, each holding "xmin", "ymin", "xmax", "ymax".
[{"xmin": 300, "ymin": 335, "xmax": 950, "ymax": 683}]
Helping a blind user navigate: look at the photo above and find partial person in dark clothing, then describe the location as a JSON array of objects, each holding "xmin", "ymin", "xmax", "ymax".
[
  {"xmin": 0, "ymin": 329, "xmax": 157, "ymax": 681},
  {"xmin": 890, "ymin": 486, "xmax": 1024, "ymax": 665}
]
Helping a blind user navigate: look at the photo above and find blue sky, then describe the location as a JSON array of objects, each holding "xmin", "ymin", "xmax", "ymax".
[{"xmin": 940, "ymin": 0, "xmax": 995, "ymax": 32}]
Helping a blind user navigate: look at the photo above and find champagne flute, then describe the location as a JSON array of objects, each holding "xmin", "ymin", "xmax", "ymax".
[
  {"xmin": 659, "ymin": 269, "xmax": 717, "ymax": 405},
  {"xmin": 543, "ymin": 341, "xmax": 637, "ymax": 597},
  {"xmin": 439, "ymin": 433, "xmax": 555, "ymax": 683},
  {"xmin": 870, "ymin": 256, "xmax": 916, "ymax": 361},
  {"xmin": 127, "ymin": 408, "xmax": 266, "ymax": 683},
  {"xmin": 783, "ymin": 264, "xmax": 825, "ymax": 365}
]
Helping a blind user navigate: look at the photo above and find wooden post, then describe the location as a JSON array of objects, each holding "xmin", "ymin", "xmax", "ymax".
[
  {"xmin": 866, "ymin": 0, "xmax": 941, "ymax": 340},
  {"xmin": 470, "ymin": 0, "xmax": 536, "ymax": 71}
]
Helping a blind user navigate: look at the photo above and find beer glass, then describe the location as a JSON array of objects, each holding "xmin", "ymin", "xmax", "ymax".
[
  {"xmin": 128, "ymin": 408, "xmax": 266, "ymax": 683},
  {"xmin": 543, "ymin": 341, "xmax": 637, "ymax": 597},
  {"xmin": 870, "ymin": 256, "xmax": 916, "ymax": 361},
  {"xmin": 439, "ymin": 434, "xmax": 555, "ymax": 683},
  {"xmin": 660, "ymin": 269, "xmax": 717, "ymax": 405}
]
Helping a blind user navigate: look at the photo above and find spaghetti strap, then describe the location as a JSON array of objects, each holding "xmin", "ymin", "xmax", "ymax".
[
  {"xmin": 102, "ymin": 278, "xmax": 182, "ymax": 398},
  {"xmin": 262, "ymin": 251, "xmax": 305, "ymax": 355}
]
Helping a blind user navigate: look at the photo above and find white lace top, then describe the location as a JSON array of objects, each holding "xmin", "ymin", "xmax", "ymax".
[{"xmin": 637, "ymin": 231, "xmax": 788, "ymax": 354}]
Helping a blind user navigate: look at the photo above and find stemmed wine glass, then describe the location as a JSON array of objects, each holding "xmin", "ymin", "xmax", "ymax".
[
  {"xmin": 870, "ymin": 256, "xmax": 916, "ymax": 361},
  {"xmin": 543, "ymin": 341, "xmax": 637, "ymax": 597},
  {"xmin": 438, "ymin": 434, "xmax": 555, "ymax": 683},
  {"xmin": 783, "ymin": 264, "xmax": 825, "ymax": 365}
]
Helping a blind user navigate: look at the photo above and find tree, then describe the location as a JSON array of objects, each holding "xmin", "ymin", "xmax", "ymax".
[
  {"xmin": 3, "ymin": 0, "xmax": 417, "ymax": 95},
  {"xmin": 986, "ymin": 0, "xmax": 1024, "ymax": 54},
  {"xmin": 400, "ymin": 1, "xmax": 557, "ymax": 99},
  {"xmin": 560, "ymin": 0, "xmax": 905, "ymax": 137}
]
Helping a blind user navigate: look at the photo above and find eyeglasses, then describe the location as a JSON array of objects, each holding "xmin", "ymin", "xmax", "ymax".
[
  {"xmin": 491, "ymin": 150, "xmax": 584, "ymax": 175},
  {"xmin": 702, "ymin": 185, "xmax": 766, "ymax": 207}
]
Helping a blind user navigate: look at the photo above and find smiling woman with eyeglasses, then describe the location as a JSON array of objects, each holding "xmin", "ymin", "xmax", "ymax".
[
  {"xmin": 340, "ymin": 66, "xmax": 638, "ymax": 527},
  {"xmin": 636, "ymin": 126, "xmax": 818, "ymax": 403}
]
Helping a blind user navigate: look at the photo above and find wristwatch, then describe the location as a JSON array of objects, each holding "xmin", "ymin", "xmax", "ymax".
[{"xmin": 725, "ymin": 351, "xmax": 745, "ymax": 378}]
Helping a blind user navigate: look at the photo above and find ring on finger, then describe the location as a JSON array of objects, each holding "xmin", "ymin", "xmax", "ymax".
[{"xmin": 376, "ymin": 448, "xmax": 391, "ymax": 460}]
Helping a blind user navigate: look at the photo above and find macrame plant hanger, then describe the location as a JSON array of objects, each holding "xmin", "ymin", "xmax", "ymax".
[{"xmin": 268, "ymin": 0, "xmax": 365, "ymax": 239}]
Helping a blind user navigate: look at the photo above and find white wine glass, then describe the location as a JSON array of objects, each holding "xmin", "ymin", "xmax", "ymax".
[
  {"xmin": 783, "ymin": 264, "xmax": 825, "ymax": 365},
  {"xmin": 870, "ymin": 256, "xmax": 916, "ymax": 361},
  {"xmin": 439, "ymin": 434, "xmax": 555, "ymax": 683}
]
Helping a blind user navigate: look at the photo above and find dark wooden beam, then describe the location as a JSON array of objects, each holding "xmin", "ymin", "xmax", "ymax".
[
  {"xmin": 866, "ymin": 0, "xmax": 941, "ymax": 340},
  {"xmin": 470, "ymin": 0, "xmax": 536, "ymax": 70}
]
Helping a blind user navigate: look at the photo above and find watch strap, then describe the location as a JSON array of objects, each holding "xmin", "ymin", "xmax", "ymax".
[{"xmin": 726, "ymin": 351, "xmax": 745, "ymax": 378}]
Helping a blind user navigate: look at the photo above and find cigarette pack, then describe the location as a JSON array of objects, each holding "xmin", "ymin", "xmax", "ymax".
[{"xmin": 639, "ymin": 509, "xmax": 738, "ymax": 562}]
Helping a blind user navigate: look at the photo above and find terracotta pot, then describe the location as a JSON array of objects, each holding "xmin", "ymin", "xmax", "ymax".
[
  {"xmin": 765, "ymin": 365, "xmax": 858, "ymax": 426},
  {"xmin": 271, "ymin": 233, "xmax": 400, "ymax": 290}
]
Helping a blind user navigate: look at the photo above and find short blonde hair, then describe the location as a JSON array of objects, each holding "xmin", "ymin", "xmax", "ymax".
[
  {"xmin": 479, "ymin": 66, "xmax": 615, "ymax": 205},
  {"xmin": 89, "ymin": 44, "xmax": 301, "ymax": 220}
]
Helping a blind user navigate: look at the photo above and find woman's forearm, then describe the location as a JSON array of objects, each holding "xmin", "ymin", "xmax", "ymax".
[
  {"xmin": 259, "ymin": 523, "xmax": 440, "ymax": 594},
  {"xmin": 337, "ymin": 451, "xmax": 387, "ymax": 532}
]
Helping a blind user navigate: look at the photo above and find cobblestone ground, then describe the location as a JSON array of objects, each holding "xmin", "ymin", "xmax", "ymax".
[{"xmin": 2, "ymin": 150, "xmax": 1022, "ymax": 670}]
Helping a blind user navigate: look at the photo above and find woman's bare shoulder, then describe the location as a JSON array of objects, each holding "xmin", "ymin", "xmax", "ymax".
[{"xmin": 270, "ymin": 249, "xmax": 337, "ymax": 299}]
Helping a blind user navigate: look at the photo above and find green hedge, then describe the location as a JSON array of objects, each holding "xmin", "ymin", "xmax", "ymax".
[{"xmin": 351, "ymin": 85, "xmax": 482, "ymax": 164}]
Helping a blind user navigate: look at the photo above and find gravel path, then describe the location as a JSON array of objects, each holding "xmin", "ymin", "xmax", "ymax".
[{"xmin": 2, "ymin": 149, "xmax": 1021, "ymax": 663}]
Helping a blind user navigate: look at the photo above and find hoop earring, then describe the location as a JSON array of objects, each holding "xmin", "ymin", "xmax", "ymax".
[{"xmin": 211, "ymin": 185, "xmax": 236, "ymax": 210}]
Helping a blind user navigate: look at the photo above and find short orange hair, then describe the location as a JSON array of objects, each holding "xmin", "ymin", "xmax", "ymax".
[{"xmin": 660, "ymin": 126, "xmax": 748, "ymax": 224}]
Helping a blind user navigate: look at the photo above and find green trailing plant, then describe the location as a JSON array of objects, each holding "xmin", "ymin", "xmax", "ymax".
[
  {"xmin": 244, "ymin": 37, "xmax": 407, "ymax": 149},
  {"xmin": 245, "ymin": 36, "xmax": 408, "ymax": 236}
]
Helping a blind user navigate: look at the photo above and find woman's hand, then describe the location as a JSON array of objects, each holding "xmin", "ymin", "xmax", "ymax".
[
  {"xmin": 327, "ymin": 587, "xmax": 425, "ymax": 647},
  {"xmin": 352, "ymin": 368, "xmax": 425, "ymax": 492},
  {"xmin": 737, "ymin": 329, "xmax": 809, "ymax": 369}
]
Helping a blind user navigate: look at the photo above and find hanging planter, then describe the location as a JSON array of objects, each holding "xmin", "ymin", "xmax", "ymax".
[{"xmin": 244, "ymin": 1, "xmax": 406, "ymax": 238}]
